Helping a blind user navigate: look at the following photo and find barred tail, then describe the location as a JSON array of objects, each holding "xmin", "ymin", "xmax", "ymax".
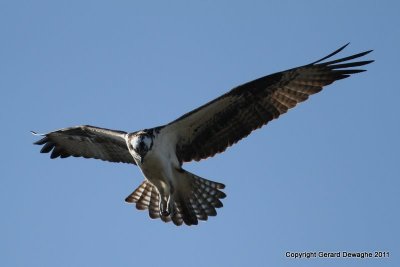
[
  {"xmin": 173, "ymin": 169, "xmax": 226, "ymax": 226},
  {"xmin": 125, "ymin": 180, "xmax": 161, "ymax": 220},
  {"xmin": 125, "ymin": 170, "xmax": 226, "ymax": 226}
]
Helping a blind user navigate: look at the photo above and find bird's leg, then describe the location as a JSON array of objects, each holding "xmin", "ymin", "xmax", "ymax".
[{"xmin": 155, "ymin": 181, "xmax": 174, "ymax": 217}]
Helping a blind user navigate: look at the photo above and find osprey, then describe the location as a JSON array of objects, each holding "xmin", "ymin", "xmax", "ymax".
[{"xmin": 33, "ymin": 44, "xmax": 373, "ymax": 226}]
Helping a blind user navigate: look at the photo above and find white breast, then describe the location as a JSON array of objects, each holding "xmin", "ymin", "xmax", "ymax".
[{"xmin": 137, "ymin": 133, "xmax": 179, "ymax": 186}]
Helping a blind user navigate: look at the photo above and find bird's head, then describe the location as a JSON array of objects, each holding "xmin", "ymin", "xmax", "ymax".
[{"xmin": 129, "ymin": 132, "xmax": 154, "ymax": 164}]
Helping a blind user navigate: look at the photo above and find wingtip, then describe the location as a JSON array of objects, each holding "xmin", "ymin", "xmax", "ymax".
[
  {"xmin": 339, "ymin": 42, "xmax": 350, "ymax": 51},
  {"xmin": 125, "ymin": 196, "xmax": 133, "ymax": 203},
  {"xmin": 311, "ymin": 43, "xmax": 351, "ymax": 65},
  {"xmin": 364, "ymin": 49, "xmax": 374, "ymax": 55},
  {"xmin": 365, "ymin": 59, "xmax": 375, "ymax": 65},
  {"xmin": 32, "ymin": 131, "xmax": 48, "ymax": 145},
  {"xmin": 30, "ymin": 131, "xmax": 44, "ymax": 136},
  {"xmin": 335, "ymin": 42, "xmax": 351, "ymax": 55}
]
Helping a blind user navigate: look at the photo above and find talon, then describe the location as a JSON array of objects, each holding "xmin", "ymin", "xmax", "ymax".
[
  {"xmin": 159, "ymin": 193, "xmax": 173, "ymax": 217},
  {"xmin": 160, "ymin": 210, "xmax": 170, "ymax": 217}
]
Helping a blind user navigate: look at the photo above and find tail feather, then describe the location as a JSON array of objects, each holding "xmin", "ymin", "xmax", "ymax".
[
  {"xmin": 171, "ymin": 203, "xmax": 184, "ymax": 226},
  {"xmin": 125, "ymin": 181, "xmax": 168, "ymax": 221},
  {"xmin": 172, "ymin": 169, "xmax": 225, "ymax": 226},
  {"xmin": 191, "ymin": 175, "xmax": 225, "ymax": 216},
  {"xmin": 189, "ymin": 194, "xmax": 208, "ymax": 220},
  {"xmin": 177, "ymin": 195, "xmax": 198, "ymax": 225},
  {"xmin": 125, "ymin": 170, "xmax": 226, "ymax": 226},
  {"xmin": 125, "ymin": 181, "xmax": 146, "ymax": 203},
  {"xmin": 135, "ymin": 182, "xmax": 152, "ymax": 210},
  {"xmin": 148, "ymin": 187, "xmax": 160, "ymax": 219},
  {"xmin": 193, "ymin": 188, "xmax": 215, "ymax": 217}
]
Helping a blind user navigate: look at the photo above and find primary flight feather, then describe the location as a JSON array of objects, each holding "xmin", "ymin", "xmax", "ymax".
[{"xmin": 33, "ymin": 44, "xmax": 373, "ymax": 226}]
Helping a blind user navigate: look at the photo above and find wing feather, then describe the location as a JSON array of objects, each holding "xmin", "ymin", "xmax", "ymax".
[
  {"xmin": 32, "ymin": 125, "xmax": 134, "ymax": 164},
  {"xmin": 161, "ymin": 44, "xmax": 373, "ymax": 163}
]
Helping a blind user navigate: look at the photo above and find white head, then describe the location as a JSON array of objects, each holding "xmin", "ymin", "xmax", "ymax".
[{"xmin": 129, "ymin": 133, "xmax": 153, "ymax": 163}]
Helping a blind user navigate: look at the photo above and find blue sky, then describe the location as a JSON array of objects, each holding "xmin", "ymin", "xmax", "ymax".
[{"xmin": 1, "ymin": 1, "xmax": 399, "ymax": 266}]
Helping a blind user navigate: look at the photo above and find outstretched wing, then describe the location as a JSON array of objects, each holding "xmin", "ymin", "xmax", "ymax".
[
  {"xmin": 33, "ymin": 125, "xmax": 135, "ymax": 164},
  {"xmin": 162, "ymin": 44, "xmax": 373, "ymax": 163}
]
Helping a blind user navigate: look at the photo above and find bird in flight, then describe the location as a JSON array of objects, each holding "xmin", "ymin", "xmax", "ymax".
[{"xmin": 33, "ymin": 44, "xmax": 373, "ymax": 226}]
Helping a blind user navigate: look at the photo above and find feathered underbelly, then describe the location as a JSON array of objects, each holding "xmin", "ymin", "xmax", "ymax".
[{"xmin": 138, "ymin": 152, "xmax": 172, "ymax": 187}]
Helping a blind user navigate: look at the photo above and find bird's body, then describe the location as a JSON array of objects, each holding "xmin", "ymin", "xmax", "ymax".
[
  {"xmin": 124, "ymin": 128, "xmax": 226, "ymax": 224},
  {"xmin": 127, "ymin": 129, "xmax": 179, "ymax": 217},
  {"xmin": 33, "ymin": 44, "xmax": 373, "ymax": 226}
]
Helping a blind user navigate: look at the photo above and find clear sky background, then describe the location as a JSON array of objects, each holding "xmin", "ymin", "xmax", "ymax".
[{"xmin": 1, "ymin": 1, "xmax": 399, "ymax": 266}]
